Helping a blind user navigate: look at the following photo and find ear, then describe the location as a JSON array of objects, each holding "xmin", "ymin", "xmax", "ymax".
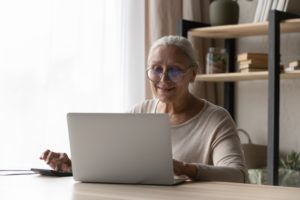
[{"xmin": 190, "ymin": 67, "xmax": 197, "ymax": 82}]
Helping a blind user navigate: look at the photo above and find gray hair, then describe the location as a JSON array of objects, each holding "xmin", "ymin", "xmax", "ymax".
[{"xmin": 148, "ymin": 35, "xmax": 198, "ymax": 68}]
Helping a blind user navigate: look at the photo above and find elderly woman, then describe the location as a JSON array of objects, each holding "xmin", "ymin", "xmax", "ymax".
[{"xmin": 41, "ymin": 35, "xmax": 247, "ymax": 183}]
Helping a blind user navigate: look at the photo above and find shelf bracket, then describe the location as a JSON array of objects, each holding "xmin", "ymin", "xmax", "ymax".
[
  {"xmin": 224, "ymin": 39, "xmax": 236, "ymax": 119},
  {"xmin": 177, "ymin": 19, "xmax": 210, "ymax": 38}
]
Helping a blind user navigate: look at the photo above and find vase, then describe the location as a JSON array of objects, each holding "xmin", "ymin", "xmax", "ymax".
[
  {"xmin": 206, "ymin": 47, "xmax": 228, "ymax": 74},
  {"xmin": 209, "ymin": 0, "xmax": 239, "ymax": 26}
]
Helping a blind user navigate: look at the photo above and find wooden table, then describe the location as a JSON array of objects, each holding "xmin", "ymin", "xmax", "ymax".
[{"xmin": 1, "ymin": 175, "xmax": 300, "ymax": 200}]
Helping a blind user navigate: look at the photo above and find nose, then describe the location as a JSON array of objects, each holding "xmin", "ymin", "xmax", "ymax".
[{"xmin": 160, "ymin": 71, "xmax": 171, "ymax": 82}]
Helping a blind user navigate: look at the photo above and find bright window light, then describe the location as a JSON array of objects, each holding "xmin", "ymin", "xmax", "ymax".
[{"xmin": 0, "ymin": 0, "xmax": 145, "ymax": 169}]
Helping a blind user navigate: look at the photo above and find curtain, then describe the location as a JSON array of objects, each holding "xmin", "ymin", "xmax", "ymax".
[
  {"xmin": 145, "ymin": 0, "xmax": 220, "ymax": 104},
  {"xmin": 0, "ymin": 0, "xmax": 145, "ymax": 169}
]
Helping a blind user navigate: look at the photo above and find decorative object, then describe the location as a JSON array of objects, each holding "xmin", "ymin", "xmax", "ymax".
[
  {"xmin": 248, "ymin": 151, "xmax": 300, "ymax": 187},
  {"xmin": 285, "ymin": 60, "xmax": 300, "ymax": 72},
  {"xmin": 209, "ymin": 0, "xmax": 239, "ymax": 26},
  {"xmin": 248, "ymin": 168, "xmax": 300, "ymax": 187},
  {"xmin": 206, "ymin": 47, "xmax": 228, "ymax": 74},
  {"xmin": 280, "ymin": 151, "xmax": 300, "ymax": 171}
]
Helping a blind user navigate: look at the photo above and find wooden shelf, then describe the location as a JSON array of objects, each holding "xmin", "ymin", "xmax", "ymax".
[
  {"xmin": 188, "ymin": 18, "xmax": 300, "ymax": 38},
  {"xmin": 195, "ymin": 71, "xmax": 300, "ymax": 82},
  {"xmin": 186, "ymin": 11, "xmax": 300, "ymax": 186}
]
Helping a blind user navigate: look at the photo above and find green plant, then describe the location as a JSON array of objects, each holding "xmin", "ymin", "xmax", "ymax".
[{"xmin": 280, "ymin": 151, "xmax": 300, "ymax": 171}]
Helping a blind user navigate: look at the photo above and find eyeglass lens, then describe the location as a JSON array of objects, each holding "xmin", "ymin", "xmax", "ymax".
[{"xmin": 147, "ymin": 66, "xmax": 186, "ymax": 82}]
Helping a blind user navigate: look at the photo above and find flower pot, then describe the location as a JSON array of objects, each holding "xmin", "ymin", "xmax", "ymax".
[{"xmin": 209, "ymin": 0, "xmax": 239, "ymax": 26}]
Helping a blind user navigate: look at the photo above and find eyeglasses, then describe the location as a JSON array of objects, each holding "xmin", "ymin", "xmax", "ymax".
[{"xmin": 146, "ymin": 66, "xmax": 191, "ymax": 83}]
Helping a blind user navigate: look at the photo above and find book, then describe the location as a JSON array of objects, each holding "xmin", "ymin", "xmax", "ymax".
[
  {"xmin": 239, "ymin": 68, "xmax": 267, "ymax": 73},
  {"xmin": 271, "ymin": 0, "xmax": 279, "ymax": 10},
  {"xmin": 263, "ymin": 0, "xmax": 274, "ymax": 21},
  {"xmin": 239, "ymin": 65, "xmax": 284, "ymax": 72},
  {"xmin": 240, "ymin": 67, "xmax": 284, "ymax": 73},
  {"xmin": 277, "ymin": 0, "xmax": 287, "ymax": 11},
  {"xmin": 259, "ymin": 0, "xmax": 268, "ymax": 22},
  {"xmin": 237, "ymin": 52, "xmax": 268, "ymax": 62},
  {"xmin": 254, "ymin": 0, "xmax": 264, "ymax": 22},
  {"xmin": 239, "ymin": 59, "xmax": 268, "ymax": 67},
  {"xmin": 283, "ymin": 0, "xmax": 290, "ymax": 11},
  {"xmin": 239, "ymin": 64, "xmax": 268, "ymax": 70},
  {"xmin": 284, "ymin": 0, "xmax": 300, "ymax": 13}
]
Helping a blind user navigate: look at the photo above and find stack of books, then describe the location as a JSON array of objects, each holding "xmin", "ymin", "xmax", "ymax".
[{"xmin": 237, "ymin": 53, "xmax": 269, "ymax": 73}]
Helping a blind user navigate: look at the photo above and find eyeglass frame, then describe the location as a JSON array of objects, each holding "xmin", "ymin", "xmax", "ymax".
[{"xmin": 146, "ymin": 65, "xmax": 195, "ymax": 83}]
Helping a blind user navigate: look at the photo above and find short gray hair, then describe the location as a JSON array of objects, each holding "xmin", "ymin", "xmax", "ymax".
[{"xmin": 148, "ymin": 35, "xmax": 198, "ymax": 68}]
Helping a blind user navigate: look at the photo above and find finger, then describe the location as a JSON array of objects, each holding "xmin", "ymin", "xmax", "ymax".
[
  {"xmin": 62, "ymin": 154, "xmax": 72, "ymax": 172},
  {"xmin": 59, "ymin": 153, "xmax": 68, "ymax": 160},
  {"xmin": 49, "ymin": 158, "xmax": 59, "ymax": 170},
  {"xmin": 39, "ymin": 149, "xmax": 50, "ymax": 160},
  {"xmin": 61, "ymin": 153, "xmax": 72, "ymax": 172},
  {"xmin": 45, "ymin": 151, "xmax": 60, "ymax": 165},
  {"xmin": 55, "ymin": 153, "xmax": 69, "ymax": 172},
  {"xmin": 56, "ymin": 153, "xmax": 67, "ymax": 171},
  {"xmin": 54, "ymin": 157, "xmax": 63, "ymax": 171},
  {"xmin": 64, "ymin": 154, "xmax": 72, "ymax": 167},
  {"xmin": 173, "ymin": 160, "xmax": 180, "ymax": 174},
  {"xmin": 173, "ymin": 160, "xmax": 181, "ymax": 169},
  {"xmin": 61, "ymin": 163, "xmax": 72, "ymax": 172},
  {"xmin": 173, "ymin": 160, "xmax": 184, "ymax": 175}
]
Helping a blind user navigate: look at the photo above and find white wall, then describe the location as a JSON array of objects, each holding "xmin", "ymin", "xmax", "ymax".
[{"xmin": 236, "ymin": 0, "xmax": 300, "ymax": 154}]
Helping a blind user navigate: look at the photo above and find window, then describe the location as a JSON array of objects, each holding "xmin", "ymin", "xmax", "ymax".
[{"xmin": 0, "ymin": 0, "xmax": 144, "ymax": 169}]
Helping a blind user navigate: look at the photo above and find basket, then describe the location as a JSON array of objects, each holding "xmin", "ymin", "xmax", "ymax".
[{"xmin": 237, "ymin": 128, "xmax": 267, "ymax": 169}]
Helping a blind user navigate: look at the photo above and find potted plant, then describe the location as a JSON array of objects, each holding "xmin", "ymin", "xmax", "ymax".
[{"xmin": 279, "ymin": 151, "xmax": 300, "ymax": 187}]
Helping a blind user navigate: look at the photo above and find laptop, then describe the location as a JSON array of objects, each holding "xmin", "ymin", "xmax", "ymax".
[{"xmin": 67, "ymin": 113, "xmax": 185, "ymax": 185}]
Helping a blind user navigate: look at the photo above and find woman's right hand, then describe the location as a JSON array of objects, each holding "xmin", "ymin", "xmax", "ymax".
[{"xmin": 40, "ymin": 149, "xmax": 72, "ymax": 172}]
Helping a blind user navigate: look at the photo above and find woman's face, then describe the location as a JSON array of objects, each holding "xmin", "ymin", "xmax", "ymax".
[{"xmin": 147, "ymin": 45, "xmax": 196, "ymax": 103}]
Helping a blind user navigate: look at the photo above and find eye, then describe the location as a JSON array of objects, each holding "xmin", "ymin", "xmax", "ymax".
[
  {"xmin": 168, "ymin": 67, "xmax": 184, "ymax": 77},
  {"xmin": 151, "ymin": 65, "xmax": 163, "ymax": 74}
]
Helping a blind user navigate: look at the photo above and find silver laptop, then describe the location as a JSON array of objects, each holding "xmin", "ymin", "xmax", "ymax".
[{"xmin": 67, "ymin": 113, "xmax": 185, "ymax": 185}]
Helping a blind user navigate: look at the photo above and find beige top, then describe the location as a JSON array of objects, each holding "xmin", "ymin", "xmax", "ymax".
[{"xmin": 130, "ymin": 98, "xmax": 247, "ymax": 183}]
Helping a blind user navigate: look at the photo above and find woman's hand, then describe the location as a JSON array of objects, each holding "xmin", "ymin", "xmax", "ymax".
[
  {"xmin": 173, "ymin": 159, "xmax": 185, "ymax": 176},
  {"xmin": 173, "ymin": 159, "xmax": 198, "ymax": 179},
  {"xmin": 40, "ymin": 149, "xmax": 72, "ymax": 172}
]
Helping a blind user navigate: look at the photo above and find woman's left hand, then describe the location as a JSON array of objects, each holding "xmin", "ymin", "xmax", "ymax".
[
  {"xmin": 173, "ymin": 159, "xmax": 198, "ymax": 179},
  {"xmin": 173, "ymin": 159, "xmax": 185, "ymax": 176}
]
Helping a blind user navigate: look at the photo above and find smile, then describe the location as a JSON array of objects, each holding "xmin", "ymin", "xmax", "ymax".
[{"xmin": 157, "ymin": 86, "xmax": 175, "ymax": 92}]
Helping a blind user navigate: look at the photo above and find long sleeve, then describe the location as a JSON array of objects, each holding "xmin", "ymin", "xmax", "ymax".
[
  {"xmin": 194, "ymin": 128, "xmax": 247, "ymax": 182},
  {"xmin": 171, "ymin": 100, "xmax": 247, "ymax": 183},
  {"xmin": 129, "ymin": 98, "xmax": 247, "ymax": 183}
]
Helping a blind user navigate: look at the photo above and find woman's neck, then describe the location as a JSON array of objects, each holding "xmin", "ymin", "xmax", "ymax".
[
  {"xmin": 163, "ymin": 94, "xmax": 193, "ymax": 114},
  {"xmin": 156, "ymin": 94, "xmax": 203, "ymax": 125}
]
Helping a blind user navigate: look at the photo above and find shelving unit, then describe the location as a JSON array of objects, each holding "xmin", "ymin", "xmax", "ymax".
[
  {"xmin": 179, "ymin": 10, "xmax": 300, "ymax": 186},
  {"xmin": 188, "ymin": 18, "xmax": 300, "ymax": 38},
  {"xmin": 196, "ymin": 71, "xmax": 300, "ymax": 82}
]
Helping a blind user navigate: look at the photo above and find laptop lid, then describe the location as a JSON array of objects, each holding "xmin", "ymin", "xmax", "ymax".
[{"xmin": 67, "ymin": 113, "xmax": 176, "ymax": 185}]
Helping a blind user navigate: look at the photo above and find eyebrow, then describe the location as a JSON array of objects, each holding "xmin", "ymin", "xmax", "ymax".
[{"xmin": 148, "ymin": 62, "xmax": 186, "ymax": 67}]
